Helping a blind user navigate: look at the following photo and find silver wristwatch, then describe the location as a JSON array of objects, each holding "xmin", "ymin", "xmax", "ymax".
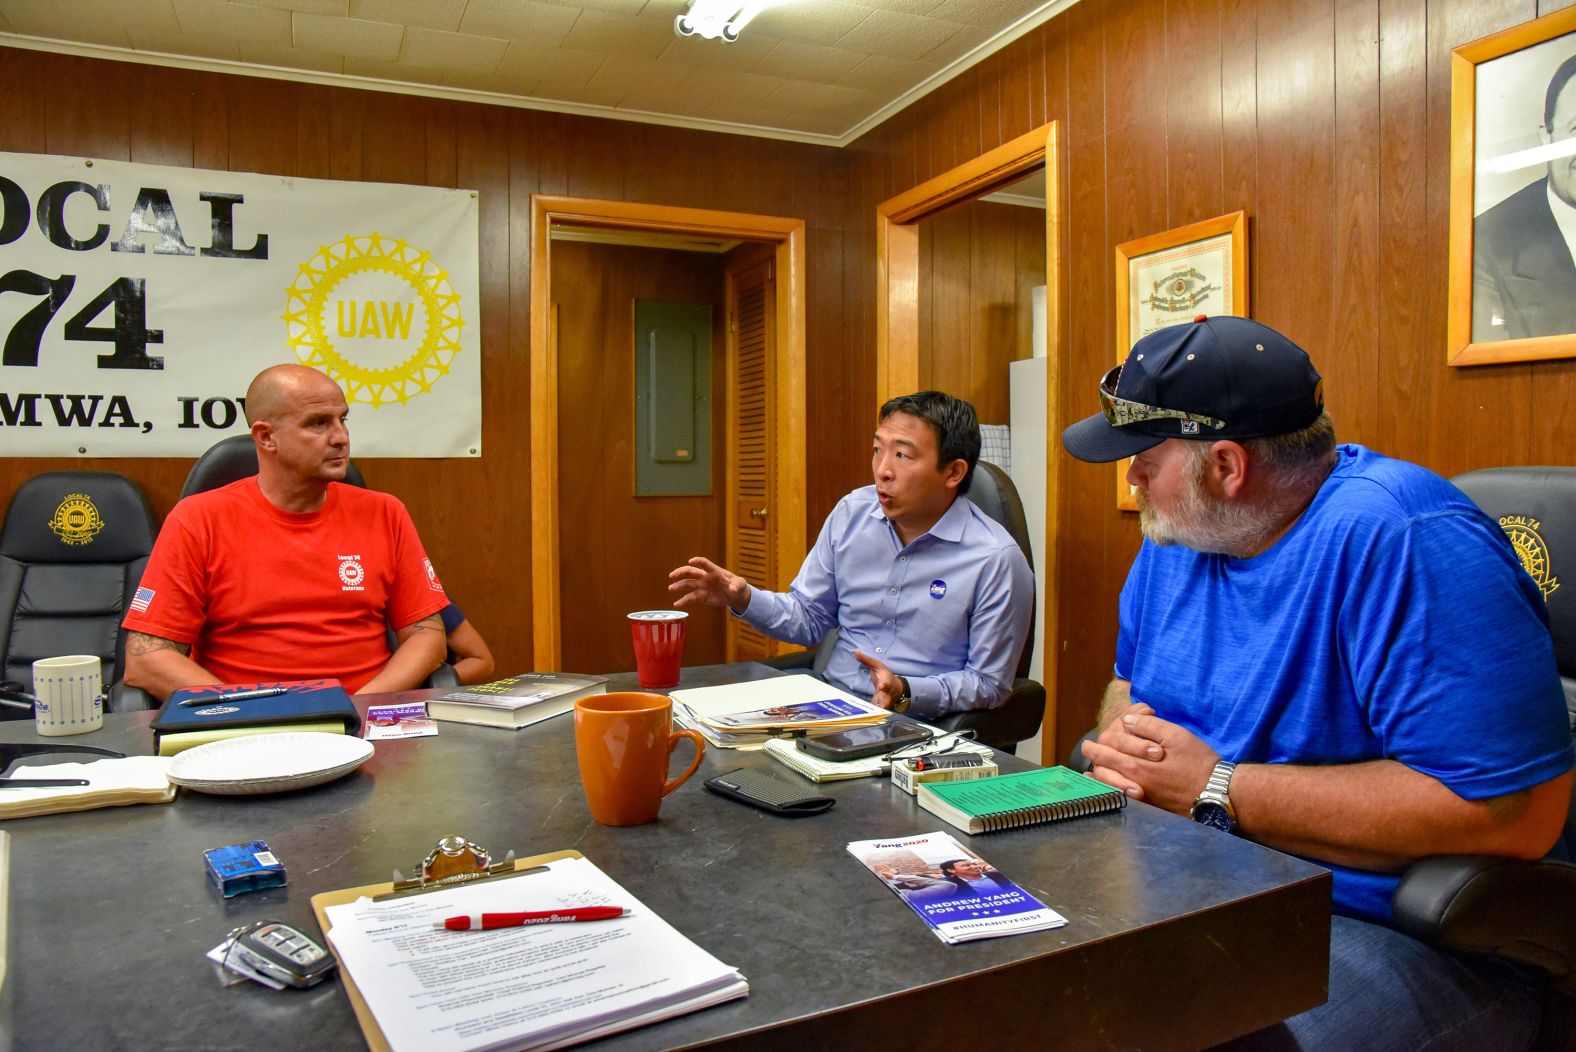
[{"xmin": 1190, "ymin": 760, "xmax": 1237, "ymax": 832}]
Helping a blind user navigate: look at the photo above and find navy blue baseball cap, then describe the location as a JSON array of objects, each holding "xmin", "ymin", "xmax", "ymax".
[{"xmin": 1062, "ymin": 316, "xmax": 1324, "ymax": 463}]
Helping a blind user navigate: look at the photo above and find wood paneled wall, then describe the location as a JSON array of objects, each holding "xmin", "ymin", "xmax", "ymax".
[
  {"xmin": 0, "ymin": 46, "xmax": 855, "ymax": 682},
  {"xmin": 551, "ymin": 240, "xmax": 729, "ymax": 674},
  {"xmin": 6, "ymin": 0, "xmax": 1574, "ymax": 748},
  {"xmin": 845, "ymin": 0, "xmax": 1576, "ymax": 762},
  {"xmin": 918, "ymin": 199, "xmax": 1046, "ymax": 423}
]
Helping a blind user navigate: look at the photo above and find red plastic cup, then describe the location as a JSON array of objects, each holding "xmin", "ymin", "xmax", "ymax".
[{"xmin": 629, "ymin": 610, "xmax": 688, "ymax": 688}]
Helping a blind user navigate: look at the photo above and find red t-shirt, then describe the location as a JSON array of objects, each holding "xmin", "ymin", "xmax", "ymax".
[{"xmin": 122, "ymin": 478, "xmax": 449, "ymax": 691}]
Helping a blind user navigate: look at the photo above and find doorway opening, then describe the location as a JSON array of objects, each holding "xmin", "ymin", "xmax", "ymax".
[{"xmin": 529, "ymin": 196, "xmax": 807, "ymax": 672}]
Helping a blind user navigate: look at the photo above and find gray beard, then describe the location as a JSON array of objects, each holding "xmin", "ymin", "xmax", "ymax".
[{"xmin": 1136, "ymin": 457, "xmax": 1284, "ymax": 558}]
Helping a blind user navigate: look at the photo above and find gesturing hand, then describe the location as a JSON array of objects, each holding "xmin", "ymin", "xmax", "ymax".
[
  {"xmin": 1081, "ymin": 711, "xmax": 1220, "ymax": 815},
  {"xmin": 667, "ymin": 557, "xmax": 750, "ymax": 613},
  {"xmin": 853, "ymin": 650, "xmax": 903, "ymax": 709}
]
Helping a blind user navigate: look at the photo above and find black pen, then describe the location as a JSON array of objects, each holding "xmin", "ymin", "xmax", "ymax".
[{"xmin": 180, "ymin": 687, "xmax": 290, "ymax": 707}]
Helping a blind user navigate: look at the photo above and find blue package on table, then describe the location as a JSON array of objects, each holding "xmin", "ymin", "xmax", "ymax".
[{"xmin": 204, "ymin": 841, "xmax": 288, "ymax": 898}]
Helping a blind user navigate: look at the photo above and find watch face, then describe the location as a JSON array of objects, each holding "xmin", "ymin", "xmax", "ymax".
[{"xmin": 1194, "ymin": 802, "xmax": 1234, "ymax": 832}]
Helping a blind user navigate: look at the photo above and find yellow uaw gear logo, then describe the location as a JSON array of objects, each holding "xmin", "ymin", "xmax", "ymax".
[
  {"xmin": 48, "ymin": 493, "xmax": 105, "ymax": 546},
  {"xmin": 282, "ymin": 233, "xmax": 464, "ymax": 408},
  {"xmin": 1499, "ymin": 514, "xmax": 1561, "ymax": 601}
]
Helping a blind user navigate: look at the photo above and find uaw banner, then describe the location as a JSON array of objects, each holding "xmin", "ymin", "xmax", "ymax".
[{"xmin": 0, "ymin": 151, "xmax": 480, "ymax": 457}]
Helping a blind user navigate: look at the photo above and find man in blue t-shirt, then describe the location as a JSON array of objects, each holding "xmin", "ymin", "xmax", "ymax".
[{"xmin": 1065, "ymin": 316, "xmax": 1572, "ymax": 1051}]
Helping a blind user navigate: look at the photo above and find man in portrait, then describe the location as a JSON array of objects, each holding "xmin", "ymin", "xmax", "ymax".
[{"xmin": 1473, "ymin": 50, "xmax": 1576, "ymax": 342}]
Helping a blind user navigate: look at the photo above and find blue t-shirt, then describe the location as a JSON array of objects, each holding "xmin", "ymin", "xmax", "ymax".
[{"xmin": 1116, "ymin": 444, "xmax": 1573, "ymax": 922}]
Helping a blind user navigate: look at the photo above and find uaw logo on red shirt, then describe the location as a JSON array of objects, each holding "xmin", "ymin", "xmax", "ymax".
[
  {"xmin": 424, "ymin": 558, "xmax": 444, "ymax": 592},
  {"xmin": 338, "ymin": 555, "xmax": 366, "ymax": 592}
]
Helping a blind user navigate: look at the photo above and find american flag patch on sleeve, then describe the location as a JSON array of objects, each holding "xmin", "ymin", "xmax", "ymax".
[{"xmin": 130, "ymin": 586, "xmax": 155, "ymax": 613}]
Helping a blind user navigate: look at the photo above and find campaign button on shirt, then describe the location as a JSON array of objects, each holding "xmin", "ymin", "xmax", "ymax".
[{"xmin": 929, "ymin": 580, "xmax": 947, "ymax": 599}]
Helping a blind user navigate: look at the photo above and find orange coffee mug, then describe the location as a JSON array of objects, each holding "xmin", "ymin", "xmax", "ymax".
[{"xmin": 573, "ymin": 692, "xmax": 705, "ymax": 826}]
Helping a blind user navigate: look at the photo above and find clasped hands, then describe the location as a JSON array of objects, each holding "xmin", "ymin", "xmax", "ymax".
[{"xmin": 1080, "ymin": 703, "xmax": 1222, "ymax": 816}]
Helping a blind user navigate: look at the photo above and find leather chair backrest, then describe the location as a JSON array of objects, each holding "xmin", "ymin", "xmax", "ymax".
[
  {"xmin": 0, "ymin": 471, "xmax": 157, "ymax": 694},
  {"xmin": 963, "ymin": 461, "xmax": 1036, "ymax": 681},
  {"xmin": 1452, "ymin": 466, "xmax": 1576, "ymax": 846},
  {"xmin": 180, "ymin": 434, "xmax": 366, "ymax": 498}
]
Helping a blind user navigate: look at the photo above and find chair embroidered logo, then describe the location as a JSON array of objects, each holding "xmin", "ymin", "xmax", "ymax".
[
  {"xmin": 1498, "ymin": 515, "xmax": 1561, "ymax": 600},
  {"xmin": 47, "ymin": 493, "xmax": 105, "ymax": 546}
]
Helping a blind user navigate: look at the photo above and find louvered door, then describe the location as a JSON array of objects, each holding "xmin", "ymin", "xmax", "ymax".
[{"xmin": 725, "ymin": 256, "xmax": 776, "ymax": 661}]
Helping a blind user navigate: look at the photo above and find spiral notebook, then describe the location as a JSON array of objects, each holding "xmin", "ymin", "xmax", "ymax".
[{"xmin": 916, "ymin": 766, "xmax": 1126, "ymax": 834}]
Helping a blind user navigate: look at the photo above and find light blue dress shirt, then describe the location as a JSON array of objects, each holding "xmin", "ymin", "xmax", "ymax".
[{"xmin": 739, "ymin": 485, "xmax": 1033, "ymax": 717}]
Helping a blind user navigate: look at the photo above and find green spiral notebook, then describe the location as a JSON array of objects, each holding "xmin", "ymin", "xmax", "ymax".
[{"xmin": 916, "ymin": 765, "xmax": 1126, "ymax": 834}]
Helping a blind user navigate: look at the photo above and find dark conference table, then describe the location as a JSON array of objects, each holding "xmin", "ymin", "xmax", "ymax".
[{"xmin": 0, "ymin": 663, "xmax": 1331, "ymax": 1050}]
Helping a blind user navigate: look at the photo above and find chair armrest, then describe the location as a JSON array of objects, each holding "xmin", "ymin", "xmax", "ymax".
[
  {"xmin": 930, "ymin": 678, "xmax": 1046, "ymax": 752},
  {"xmin": 1392, "ymin": 854, "xmax": 1576, "ymax": 991},
  {"xmin": 107, "ymin": 679, "xmax": 158, "ymax": 713},
  {"xmin": 425, "ymin": 664, "xmax": 460, "ymax": 689},
  {"xmin": 760, "ymin": 650, "xmax": 817, "ymax": 672}
]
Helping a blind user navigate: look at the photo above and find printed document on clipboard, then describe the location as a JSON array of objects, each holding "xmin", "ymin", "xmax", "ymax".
[{"xmin": 313, "ymin": 853, "xmax": 747, "ymax": 1052}]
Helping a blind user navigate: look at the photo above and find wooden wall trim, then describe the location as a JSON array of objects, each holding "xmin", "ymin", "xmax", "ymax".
[
  {"xmin": 529, "ymin": 195, "xmax": 807, "ymax": 671},
  {"xmin": 871, "ymin": 121, "xmax": 1063, "ymax": 762}
]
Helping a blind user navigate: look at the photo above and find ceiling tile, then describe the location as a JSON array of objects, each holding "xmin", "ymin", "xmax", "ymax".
[
  {"xmin": 233, "ymin": 0, "xmax": 346, "ymax": 14},
  {"xmin": 542, "ymin": 76, "xmax": 627, "ymax": 108},
  {"xmin": 835, "ymin": 51, "xmax": 930, "ymax": 92},
  {"xmin": 751, "ymin": 39, "xmax": 862, "ymax": 80},
  {"xmin": 132, "ymin": 29, "xmax": 240, "ymax": 59},
  {"xmin": 291, "ymin": 10, "xmax": 403, "ymax": 59},
  {"xmin": 348, "ymin": 0, "xmax": 463, "ymax": 31},
  {"xmin": 926, "ymin": 0, "xmax": 1038, "ymax": 26},
  {"xmin": 745, "ymin": 0, "xmax": 869, "ymax": 47},
  {"xmin": 560, "ymin": 10, "xmax": 677, "ymax": 62},
  {"xmin": 239, "ymin": 40, "xmax": 345, "ymax": 72},
  {"xmin": 457, "ymin": 0, "xmax": 579, "ymax": 45},
  {"xmin": 399, "ymin": 26, "xmax": 509, "ymax": 72},
  {"xmin": 1, "ymin": 0, "xmax": 132, "ymax": 45},
  {"xmin": 682, "ymin": 66, "xmax": 785, "ymax": 107},
  {"xmin": 172, "ymin": 0, "xmax": 292, "ymax": 45},
  {"xmin": 610, "ymin": 63, "xmax": 697, "ymax": 111},
  {"xmin": 438, "ymin": 64, "xmax": 535, "ymax": 94},
  {"xmin": 864, "ymin": 0, "xmax": 948, "ymax": 16},
  {"xmin": 835, "ymin": 8, "xmax": 957, "ymax": 60},
  {"xmin": 495, "ymin": 40, "xmax": 607, "ymax": 87},
  {"xmin": 657, "ymin": 30, "xmax": 777, "ymax": 73},
  {"xmin": 536, "ymin": 0, "xmax": 649, "ymax": 15},
  {"xmin": 765, "ymin": 77, "xmax": 869, "ymax": 112},
  {"xmin": 341, "ymin": 52, "xmax": 439, "ymax": 81}
]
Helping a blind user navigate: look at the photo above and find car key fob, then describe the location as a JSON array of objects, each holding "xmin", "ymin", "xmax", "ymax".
[{"xmin": 704, "ymin": 768, "xmax": 835, "ymax": 816}]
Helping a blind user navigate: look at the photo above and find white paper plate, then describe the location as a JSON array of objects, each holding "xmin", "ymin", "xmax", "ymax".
[{"xmin": 167, "ymin": 732, "xmax": 375, "ymax": 795}]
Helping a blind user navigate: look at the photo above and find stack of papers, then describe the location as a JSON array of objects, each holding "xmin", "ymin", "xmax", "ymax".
[
  {"xmin": 0, "ymin": 757, "xmax": 176, "ymax": 819},
  {"xmin": 322, "ymin": 855, "xmax": 747, "ymax": 1052},
  {"xmin": 670, "ymin": 676, "xmax": 888, "ymax": 750}
]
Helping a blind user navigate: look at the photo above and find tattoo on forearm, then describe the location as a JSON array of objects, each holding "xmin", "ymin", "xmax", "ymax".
[
  {"xmin": 407, "ymin": 615, "xmax": 443, "ymax": 634},
  {"xmin": 128, "ymin": 631, "xmax": 190, "ymax": 657}
]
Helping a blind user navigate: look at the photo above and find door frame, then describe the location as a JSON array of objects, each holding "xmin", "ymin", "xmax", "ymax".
[
  {"xmin": 529, "ymin": 195, "xmax": 807, "ymax": 671},
  {"xmin": 873, "ymin": 122, "xmax": 1063, "ymax": 762}
]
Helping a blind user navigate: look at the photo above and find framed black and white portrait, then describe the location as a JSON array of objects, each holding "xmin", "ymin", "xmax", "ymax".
[{"xmin": 1450, "ymin": 6, "xmax": 1576, "ymax": 365}]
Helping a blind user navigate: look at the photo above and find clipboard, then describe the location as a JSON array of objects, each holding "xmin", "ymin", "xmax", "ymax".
[{"xmin": 310, "ymin": 848, "xmax": 584, "ymax": 1052}]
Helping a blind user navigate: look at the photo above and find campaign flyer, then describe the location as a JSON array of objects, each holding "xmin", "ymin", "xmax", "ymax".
[
  {"xmin": 709, "ymin": 698, "xmax": 874, "ymax": 728},
  {"xmin": 364, "ymin": 703, "xmax": 439, "ymax": 740},
  {"xmin": 846, "ymin": 830, "xmax": 1067, "ymax": 943}
]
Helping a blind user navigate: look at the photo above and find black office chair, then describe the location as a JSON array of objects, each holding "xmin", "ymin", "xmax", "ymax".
[
  {"xmin": 0, "ymin": 471, "xmax": 158, "ymax": 719},
  {"xmin": 1388, "ymin": 468, "xmax": 1576, "ymax": 1044},
  {"xmin": 180, "ymin": 433, "xmax": 366, "ymax": 496},
  {"xmin": 764, "ymin": 461, "xmax": 1046, "ymax": 751}
]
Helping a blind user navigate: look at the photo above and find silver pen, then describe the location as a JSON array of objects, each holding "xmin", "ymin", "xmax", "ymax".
[{"xmin": 179, "ymin": 686, "xmax": 290, "ymax": 707}]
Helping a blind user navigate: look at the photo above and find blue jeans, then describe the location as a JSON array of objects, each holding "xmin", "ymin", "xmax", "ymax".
[{"xmin": 1215, "ymin": 915, "xmax": 1542, "ymax": 1051}]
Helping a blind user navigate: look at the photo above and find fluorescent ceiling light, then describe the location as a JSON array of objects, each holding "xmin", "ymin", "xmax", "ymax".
[{"xmin": 674, "ymin": 0, "xmax": 773, "ymax": 42}]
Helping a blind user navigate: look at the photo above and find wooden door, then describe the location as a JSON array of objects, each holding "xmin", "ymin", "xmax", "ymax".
[{"xmin": 724, "ymin": 252, "xmax": 778, "ymax": 661}]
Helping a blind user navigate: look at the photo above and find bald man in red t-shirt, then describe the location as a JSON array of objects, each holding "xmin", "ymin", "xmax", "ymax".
[{"xmin": 122, "ymin": 365, "xmax": 449, "ymax": 701}]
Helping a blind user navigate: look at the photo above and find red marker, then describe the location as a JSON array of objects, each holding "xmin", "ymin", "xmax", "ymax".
[{"xmin": 435, "ymin": 906, "xmax": 629, "ymax": 931}]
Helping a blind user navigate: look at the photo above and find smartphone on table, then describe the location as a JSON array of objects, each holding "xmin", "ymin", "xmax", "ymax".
[{"xmin": 796, "ymin": 721, "xmax": 930, "ymax": 761}]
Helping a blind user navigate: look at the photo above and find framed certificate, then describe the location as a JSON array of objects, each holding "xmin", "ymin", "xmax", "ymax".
[{"xmin": 1112, "ymin": 211, "xmax": 1249, "ymax": 510}]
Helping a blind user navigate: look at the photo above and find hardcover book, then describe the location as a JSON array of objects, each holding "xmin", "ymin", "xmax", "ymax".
[
  {"xmin": 847, "ymin": 830, "xmax": 1066, "ymax": 943},
  {"xmin": 916, "ymin": 765, "xmax": 1126, "ymax": 834},
  {"xmin": 426, "ymin": 672, "xmax": 608, "ymax": 729}
]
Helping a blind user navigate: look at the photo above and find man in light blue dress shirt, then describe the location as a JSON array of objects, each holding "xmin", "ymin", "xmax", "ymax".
[{"xmin": 668, "ymin": 391, "xmax": 1032, "ymax": 719}]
